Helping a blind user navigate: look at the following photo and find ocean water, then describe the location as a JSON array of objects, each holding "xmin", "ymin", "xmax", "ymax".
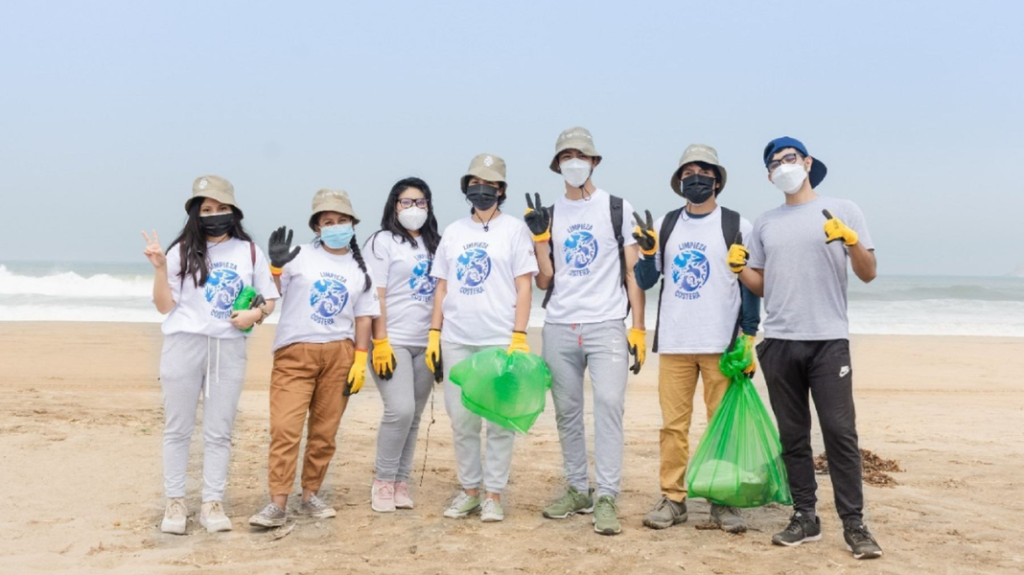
[{"xmin": 1, "ymin": 261, "xmax": 1022, "ymax": 337}]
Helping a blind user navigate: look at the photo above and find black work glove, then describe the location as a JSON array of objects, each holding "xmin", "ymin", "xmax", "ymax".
[{"xmin": 268, "ymin": 226, "xmax": 301, "ymax": 269}]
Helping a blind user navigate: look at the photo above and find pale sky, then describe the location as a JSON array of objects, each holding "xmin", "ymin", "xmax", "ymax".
[{"xmin": 1, "ymin": 1, "xmax": 1021, "ymax": 276}]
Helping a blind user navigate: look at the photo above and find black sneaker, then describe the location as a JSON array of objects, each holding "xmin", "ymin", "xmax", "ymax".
[
  {"xmin": 844, "ymin": 522, "xmax": 883, "ymax": 559},
  {"xmin": 772, "ymin": 512, "xmax": 822, "ymax": 546}
]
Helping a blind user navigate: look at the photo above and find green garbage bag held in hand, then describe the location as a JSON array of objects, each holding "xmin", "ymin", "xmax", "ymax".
[
  {"xmin": 685, "ymin": 336, "xmax": 793, "ymax": 508},
  {"xmin": 449, "ymin": 349, "xmax": 552, "ymax": 434}
]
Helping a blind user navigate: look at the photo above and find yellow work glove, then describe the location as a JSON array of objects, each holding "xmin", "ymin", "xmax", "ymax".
[
  {"xmin": 727, "ymin": 243, "xmax": 749, "ymax": 274},
  {"xmin": 508, "ymin": 331, "xmax": 530, "ymax": 355},
  {"xmin": 627, "ymin": 328, "xmax": 646, "ymax": 374},
  {"xmin": 823, "ymin": 209, "xmax": 859, "ymax": 246},
  {"xmin": 524, "ymin": 193, "xmax": 552, "ymax": 243},
  {"xmin": 346, "ymin": 349, "xmax": 368, "ymax": 396},
  {"xmin": 741, "ymin": 334, "xmax": 757, "ymax": 378},
  {"xmin": 372, "ymin": 337, "xmax": 397, "ymax": 380},
  {"xmin": 426, "ymin": 328, "xmax": 443, "ymax": 383},
  {"xmin": 631, "ymin": 210, "xmax": 658, "ymax": 257}
]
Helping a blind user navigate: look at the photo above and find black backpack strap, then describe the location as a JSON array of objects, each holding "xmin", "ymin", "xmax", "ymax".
[
  {"xmin": 609, "ymin": 195, "xmax": 627, "ymax": 295},
  {"xmin": 541, "ymin": 204, "xmax": 556, "ymax": 309},
  {"xmin": 720, "ymin": 207, "xmax": 740, "ymax": 250},
  {"xmin": 719, "ymin": 207, "xmax": 743, "ymax": 352},
  {"xmin": 652, "ymin": 208, "xmax": 684, "ymax": 353}
]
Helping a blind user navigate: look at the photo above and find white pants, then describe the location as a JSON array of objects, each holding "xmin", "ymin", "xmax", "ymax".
[{"xmin": 441, "ymin": 342, "xmax": 517, "ymax": 494}]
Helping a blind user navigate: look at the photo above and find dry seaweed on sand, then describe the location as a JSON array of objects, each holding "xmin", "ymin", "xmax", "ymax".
[{"xmin": 814, "ymin": 449, "xmax": 903, "ymax": 487}]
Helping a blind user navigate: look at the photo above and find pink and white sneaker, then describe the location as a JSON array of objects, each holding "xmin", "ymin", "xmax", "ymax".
[
  {"xmin": 371, "ymin": 480, "xmax": 396, "ymax": 513},
  {"xmin": 394, "ymin": 481, "xmax": 414, "ymax": 509}
]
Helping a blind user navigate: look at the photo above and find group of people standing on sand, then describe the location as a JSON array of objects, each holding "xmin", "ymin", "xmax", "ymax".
[{"xmin": 142, "ymin": 127, "xmax": 882, "ymax": 560}]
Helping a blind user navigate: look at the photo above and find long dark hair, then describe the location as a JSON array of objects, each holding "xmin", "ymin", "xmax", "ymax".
[
  {"xmin": 167, "ymin": 197, "xmax": 253, "ymax": 288},
  {"xmin": 370, "ymin": 177, "xmax": 441, "ymax": 257},
  {"xmin": 313, "ymin": 229, "xmax": 372, "ymax": 293}
]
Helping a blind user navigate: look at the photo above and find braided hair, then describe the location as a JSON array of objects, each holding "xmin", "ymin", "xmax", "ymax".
[{"xmin": 348, "ymin": 235, "xmax": 372, "ymax": 293}]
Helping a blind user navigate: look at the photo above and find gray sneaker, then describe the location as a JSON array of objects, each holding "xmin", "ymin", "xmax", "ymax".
[
  {"xmin": 248, "ymin": 503, "xmax": 286, "ymax": 529},
  {"xmin": 642, "ymin": 496, "xmax": 688, "ymax": 530},
  {"xmin": 710, "ymin": 504, "xmax": 747, "ymax": 534},
  {"xmin": 301, "ymin": 494, "xmax": 337, "ymax": 519},
  {"xmin": 542, "ymin": 486, "xmax": 594, "ymax": 519}
]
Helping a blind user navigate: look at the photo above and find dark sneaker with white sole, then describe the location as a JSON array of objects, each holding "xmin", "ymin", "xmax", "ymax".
[
  {"xmin": 844, "ymin": 522, "xmax": 883, "ymax": 559},
  {"xmin": 772, "ymin": 512, "xmax": 822, "ymax": 546}
]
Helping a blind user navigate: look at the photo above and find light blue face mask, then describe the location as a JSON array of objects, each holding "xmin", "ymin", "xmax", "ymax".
[{"xmin": 320, "ymin": 223, "xmax": 354, "ymax": 249}]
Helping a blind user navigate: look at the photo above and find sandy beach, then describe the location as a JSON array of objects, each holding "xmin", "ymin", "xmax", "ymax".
[{"xmin": 1, "ymin": 322, "xmax": 1022, "ymax": 575}]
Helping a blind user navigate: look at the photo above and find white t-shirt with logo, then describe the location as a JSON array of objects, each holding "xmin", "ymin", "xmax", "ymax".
[
  {"xmin": 162, "ymin": 238, "xmax": 280, "ymax": 339},
  {"xmin": 544, "ymin": 189, "xmax": 637, "ymax": 324},
  {"xmin": 649, "ymin": 207, "xmax": 753, "ymax": 354},
  {"xmin": 364, "ymin": 231, "xmax": 437, "ymax": 348},
  {"xmin": 431, "ymin": 214, "xmax": 538, "ymax": 346},
  {"xmin": 272, "ymin": 243, "xmax": 381, "ymax": 352}
]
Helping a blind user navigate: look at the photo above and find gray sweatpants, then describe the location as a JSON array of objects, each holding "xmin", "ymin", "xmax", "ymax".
[
  {"xmin": 372, "ymin": 345, "xmax": 434, "ymax": 482},
  {"xmin": 441, "ymin": 342, "xmax": 517, "ymax": 494},
  {"xmin": 159, "ymin": 332, "xmax": 247, "ymax": 502},
  {"xmin": 542, "ymin": 320, "xmax": 629, "ymax": 498}
]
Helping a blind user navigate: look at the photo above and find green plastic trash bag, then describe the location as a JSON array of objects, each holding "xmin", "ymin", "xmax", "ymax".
[
  {"xmin": 232, "ymin": 286, "xmax": 257, "ymax": 333},
  {"xmin": 449, "ymin": 349, "xmax": 552, "ymax": 434},
  {"xmin": 684, "ymin": 336, "xmax": 793, "ymax": 508}
]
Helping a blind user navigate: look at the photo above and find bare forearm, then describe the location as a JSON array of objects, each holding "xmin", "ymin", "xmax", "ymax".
[
  {"xmin": 739, "ymin": 268, "xmax": 764, "ymax": 297},
  {"xmin": 514, "ymin": 275, "xmax": 532, "ymax": 332},
  {"xmin": 430, "ymin": 280, "xmax": 447, "ymax": 330},
  {"xmin": 623, "ymin": 246, "xmax": 645, "ymax": 329},
  {"xmin": 372, "ymin": 288, "xmax": 388, "ymax": 339},
  {"xmin": 849, "ymin": 244, "xmax": 877, "ymax": 283},
  {"xmin": 354, "ymin": 316, "xmax": 372, "ymax": 350},
  {"xmin": 152, "ymin": 266, "xmax": 175, "ymax": 314}
]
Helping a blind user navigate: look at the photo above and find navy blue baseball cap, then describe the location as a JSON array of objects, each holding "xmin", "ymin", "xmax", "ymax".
[{"xmin": 763, "ymin": 136, "xmax": 827, "ymax": 188}]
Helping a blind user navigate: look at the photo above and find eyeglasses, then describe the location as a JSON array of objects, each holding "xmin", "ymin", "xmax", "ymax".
[
  {"xmin": 767, "ymin": 153, "xmax": 802, "ymax": 172},
  {"xmin": 398, "ymin": 198, "xmax": 429, "ymax": 209}
]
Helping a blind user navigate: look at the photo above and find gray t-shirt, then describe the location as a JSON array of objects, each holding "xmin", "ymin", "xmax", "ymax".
[{"xmin": 748, "ymin": 196, "xmax": 874, "ymax": 341}]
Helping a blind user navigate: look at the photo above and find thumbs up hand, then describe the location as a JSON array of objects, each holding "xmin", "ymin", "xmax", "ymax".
[{"xmin": 822, "ymin": 209, "xmax": 859, "ymax": 246}]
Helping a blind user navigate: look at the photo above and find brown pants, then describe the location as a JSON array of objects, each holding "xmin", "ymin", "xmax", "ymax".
[
  {"xmin": 268, "ymin": 340, "xmax": 354, "ymax": 496},
  {"xmin": 658, "ymin": 353, "xmax": 731, "ymax": 503}
]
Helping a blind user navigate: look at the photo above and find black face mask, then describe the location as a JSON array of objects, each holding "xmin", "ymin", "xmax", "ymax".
[
  {"xmin": 465, "ymin": 184, "xmax": 500, "ymax": 211},
  {"xmin": 200, "ymin": 212, "xmax": 235, "ymax": 238},
  {"xmin": 680, "ymin": 174, "xmax": 716, "ymax": 206}
]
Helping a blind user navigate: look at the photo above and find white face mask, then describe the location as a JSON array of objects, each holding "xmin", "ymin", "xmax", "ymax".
[
  {"xmin": 397, "ymin": 206, "xmax": 428, "ymax": 231},
  {"xmin": 560, "ymin": 158, "xmax": 592, "ymax": 188},
  {"xmin": 771, "ymin": 163, "xmax": 809, "ymax": 194}
]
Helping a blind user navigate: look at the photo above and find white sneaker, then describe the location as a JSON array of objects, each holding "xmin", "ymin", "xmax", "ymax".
[
  {"xmin": 371, "ymin": 480, "xmax": 396, "ymax": 513},
  {"xmin": 161, "ymin": 498, "xmax": 188, "ymax": 535},
  {"xmin": 200, "ymin": 501, "xmax": 233, "ymax": 533},
  {"xmin": 301, "ymin": 493, "xmax": 337, "ymax": 519},
  {"xmin": 481, "ymin": 498, "xmax": 504, "ymax": 523}
]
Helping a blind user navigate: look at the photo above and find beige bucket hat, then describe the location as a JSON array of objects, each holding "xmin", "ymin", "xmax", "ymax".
[
  {"xmin": 550, "ymin": 126, "xmax": 602, "ymax": 173},
  {"xmin": 308, "ymin": 188, "xmax": 360, "ymax": 230},
  {"xmin": 460, "ymin": 153, "xmax": 507, "ymax": 192},
  {"xmin": 670, "ymin": 144, "xmax": 729, "ymax": 195},
  {"xmin": 186, "ymin": 175, "xmax": 241, "ymax": 215}
]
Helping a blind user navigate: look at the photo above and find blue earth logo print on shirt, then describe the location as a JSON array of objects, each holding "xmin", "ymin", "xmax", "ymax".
[
  {"xmin": 671, "ymin": 242, "xmax": 710, "ymax": 300},
  {"xmin": 204, "ymin": 263, "xmax": 244, "ymax": 319},
  {"xmin": 456, "ymin": 244, "xmax": 491, "ymax": 295},
  {"xmin": 563, "ymin": 224, "xmax": 599, "ymax": 277},
  {"xmin": 409, "ymin": 256, "xmax": 438, "ymax": 302},
  {"xmin": 309, "ymin": 272, "xmax": 350, "ymax": 325}
]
